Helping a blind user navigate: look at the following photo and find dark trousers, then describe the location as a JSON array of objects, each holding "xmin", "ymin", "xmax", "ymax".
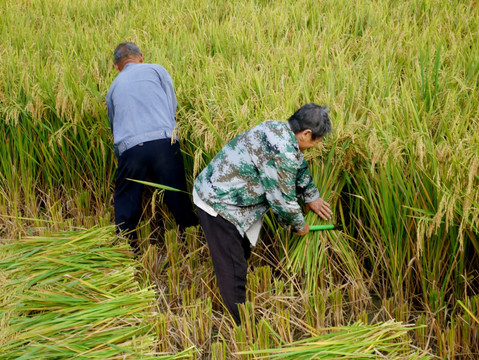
[
  {"xmin": 114, "ymin": 139, "xmax": 198, "ymax": 247},
  {"xmin": 197, "ymin": 208, "xmax": 251, "ymax": 325}
]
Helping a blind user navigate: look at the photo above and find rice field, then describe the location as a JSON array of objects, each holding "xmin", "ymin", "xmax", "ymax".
[{"xmin": 1, "ymin": 0, "xmax": 478, "ymax": 358}]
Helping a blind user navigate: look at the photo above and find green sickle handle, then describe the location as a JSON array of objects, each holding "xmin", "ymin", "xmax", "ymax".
[{"xmin": 309, "ymin": 224, "xmax": 337, "ymax": 231}]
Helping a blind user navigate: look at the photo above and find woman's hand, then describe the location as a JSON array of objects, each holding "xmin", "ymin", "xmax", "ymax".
[
  {"xmin": 293, "ymin": 223, "xmax": 310, "ymax": 236},
  {"xmin": 305, "ymin": 198, "xmax": 333, "ymax": 220}
]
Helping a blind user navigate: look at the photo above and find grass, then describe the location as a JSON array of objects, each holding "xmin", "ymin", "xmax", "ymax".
[{"xmin": 1, "ymin": 0, "xmax": 478, "ymax": 358}]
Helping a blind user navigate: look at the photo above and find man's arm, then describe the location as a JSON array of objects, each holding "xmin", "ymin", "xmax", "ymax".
[
  {"xmin": 105, "ymin": 92, "xmax": 115, "ymax": 134},
  {"xmin": 156, "ymin": 66, "xmax": 177, "ymax": 121}
]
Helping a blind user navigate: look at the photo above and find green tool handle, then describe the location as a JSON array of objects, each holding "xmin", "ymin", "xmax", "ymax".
[{"xmin": 309, "ymin": 224, "xmax": 336, "ymax": 231}]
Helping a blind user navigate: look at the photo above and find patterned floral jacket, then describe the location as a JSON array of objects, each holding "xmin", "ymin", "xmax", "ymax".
[{"xmin": 194, "ymin": 121, "xmax": 320, "ymax": 235}]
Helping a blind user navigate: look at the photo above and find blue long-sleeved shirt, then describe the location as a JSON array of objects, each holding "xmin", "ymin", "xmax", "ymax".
[{"xmin": 106, "ymin": 63, "xmax": 177, "ymax": 157}]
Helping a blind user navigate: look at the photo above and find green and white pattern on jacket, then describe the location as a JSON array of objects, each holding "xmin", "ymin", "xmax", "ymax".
[{"xmin": 194, "ymin": 121, "xmax": 320, "ymax": 235}]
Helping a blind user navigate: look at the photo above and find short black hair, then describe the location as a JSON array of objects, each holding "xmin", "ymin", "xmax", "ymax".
[
  {"xmin": 288, "ymin": 103, "xmax": 331, "ymax": 139},
  {"xmin": 113, "ymin": 42, "xmax": 142, "ymax": 65}
]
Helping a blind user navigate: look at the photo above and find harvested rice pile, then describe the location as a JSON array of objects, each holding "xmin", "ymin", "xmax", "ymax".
[{"xmin": 0, "ymin": 226, "xmax": 190, "ymax": 359}]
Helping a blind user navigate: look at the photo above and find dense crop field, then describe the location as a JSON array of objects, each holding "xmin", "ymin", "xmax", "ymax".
[{"xmin": 1, "ymin": 0, "xmax": 478, "ymax": 358}]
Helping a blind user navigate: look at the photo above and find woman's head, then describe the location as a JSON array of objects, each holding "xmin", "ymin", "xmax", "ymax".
[
  {"xmin": 288, "ymin": 103, "xmax": 331, "ymax": 151},
  {"xmin": 288, "ymin": 103, "xmax": 331, "ymax": 139}
]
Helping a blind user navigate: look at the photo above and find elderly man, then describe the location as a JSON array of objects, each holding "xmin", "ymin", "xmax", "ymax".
[
  {"xmin": 106, "ymin": 42, "xmax": 197, "ymax": 253},
  {"xmin": 194, "ymin": 103, "xmax": 333, "ymax": 325}
]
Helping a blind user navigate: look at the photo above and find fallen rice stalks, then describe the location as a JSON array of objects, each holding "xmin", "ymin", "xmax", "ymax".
[
  {"xmin": 238, "ymin": 320, "xmax": 432, "ymax": 359},
  {"xmin": 0, "ymin": 226, "xmax": 194, "ymax": 359}
]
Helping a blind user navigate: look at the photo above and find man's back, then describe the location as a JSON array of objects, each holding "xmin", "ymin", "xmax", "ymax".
[{"xmin": 106, "ymin": 63, "xmax": 177, "ymax": 156}]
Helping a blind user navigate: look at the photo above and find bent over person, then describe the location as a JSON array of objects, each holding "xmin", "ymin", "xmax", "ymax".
[
  {"xmin": 193, "ymin": 103, "xmax": 333, "ymax": 325},
  {"xmin": 106, "ymin": 42, "xmax": 197, "ymax": 253}
]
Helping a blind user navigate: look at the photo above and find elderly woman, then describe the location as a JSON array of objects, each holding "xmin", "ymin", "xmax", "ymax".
[{"xmin": 194, "ymin": 103, "xmax": 333, "ymax": 325}]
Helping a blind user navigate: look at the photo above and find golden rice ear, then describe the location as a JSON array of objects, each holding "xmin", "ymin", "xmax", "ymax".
[{"xmin": 171, "ymin": 126, "xmax": 179, "ymax": 144}]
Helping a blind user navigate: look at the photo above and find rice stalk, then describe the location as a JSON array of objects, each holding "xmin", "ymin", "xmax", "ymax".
[
  {"xmin": 0, "ymin": 226, "xmax": 195, "ymax": 359},
  {"xmin": 238, "ymin": 320, "xmax": 432, "ymax": 359}
]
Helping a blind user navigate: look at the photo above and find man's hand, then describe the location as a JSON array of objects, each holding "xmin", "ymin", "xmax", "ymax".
[
  {"xmin": 294, "ymin": 222, "xmax": 310, "ymax": 236},
  {"xmin": 305, "ymin": 198, "xmax": 333, "ymax": 220}
]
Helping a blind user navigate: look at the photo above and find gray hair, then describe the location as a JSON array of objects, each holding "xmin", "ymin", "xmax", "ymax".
[
  {"xmin": 288, "ymin": 103, "xmax": 331, "ymax": 139},
  {"xmin": 113, "ymin": 42, "xmax": 142, "ymax": 64}
]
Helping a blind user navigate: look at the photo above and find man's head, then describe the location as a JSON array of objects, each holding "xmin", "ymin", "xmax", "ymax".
[
  {"xmin": 288, "ymin": 103, "xmax": 331, "ymax": 151},
  {"xmin": 113, "ymin": 42, "xmax": 143, "ymax": 71}
]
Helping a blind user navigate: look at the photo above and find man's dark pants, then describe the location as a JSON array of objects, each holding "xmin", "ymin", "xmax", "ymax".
[
  {"xmin": 114, "ymin": 139, "xmax": 198, "ymax": 250},
  {"xmin": 197, "ymin": 208, "xmax": 251, "ymax": 325}
]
